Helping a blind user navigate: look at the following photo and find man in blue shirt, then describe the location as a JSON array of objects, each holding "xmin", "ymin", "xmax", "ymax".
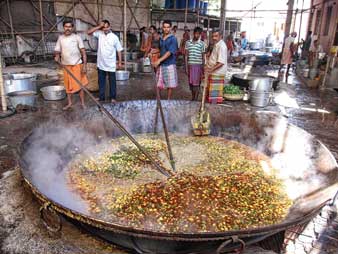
[
  {"xmin": 153, "ymin": 20, "xmax": 178, "ymax": 100},
  {"xmin": 240, "ymin": 31, "xmax": 248, "ymax": 50}
]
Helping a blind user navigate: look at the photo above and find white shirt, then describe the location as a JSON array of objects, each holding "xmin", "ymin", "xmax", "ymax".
[
  {"xmin": 283, "ymin": 36, "xmax": 295, "ymax": 51},
  {"xmin": 93, "ymin": 30, "xmax": 123, "ymax": 72},
  {"xmin": 207, "ymin": 39, "xmax": 228, "ymax": 75},
  {"xmin": 54, "ymin": 34, "xmax": 84, "ymax": 65}
]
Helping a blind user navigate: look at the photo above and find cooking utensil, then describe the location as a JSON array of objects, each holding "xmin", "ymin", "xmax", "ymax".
[
  {"xmin": 4, "ymin": 73, "xmax": 37, "ymax": 95},
  {"xmin": 191, "ymin": 75, "xmax": 211, "ymax": 136},
  {"xmin": 116, "ymin": 70, "xmax": 130, "ymax": 81},
  {"xmin": 152, "ymin": 70, "xmax": 176, "ymax": 171},
  {"xmin": 40, "ymin": 86, "xmax": 66, "ymax": 101},
  {"xmin": 249, "ymin": 77, "xmax": 273, "ymax": 91},
  {"xmin": 131, "ymin": 52, "xmax": 139, "ymax": 60},
  {"xmin": 8, "ymin": 91, "xmax": 37, "ymax": 108},
  {"xmin": 57, "ymin": 62, "xmax": 172, "ymax": 178},
  {"xmin": 249, "ymin": 90, "xmax": 272, "ymax": 107},
  {"xmin": 231, "ymin": 73, "xmax": 279, "ymax": 90}
]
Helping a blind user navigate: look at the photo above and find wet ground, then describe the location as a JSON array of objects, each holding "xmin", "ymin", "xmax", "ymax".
[{"xmin": 1, "ymin": 62, "xmax": 338, "ymax": 253}]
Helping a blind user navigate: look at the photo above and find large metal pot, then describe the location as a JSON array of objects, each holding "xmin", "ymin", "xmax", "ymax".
[
  {"xmin": 249, "ymin": 77, "xmax": 273, "ymax": 91},
  {"xmin": 40, "ymin": 86, "xmax": 66, "ymax": 101},
  {"xmin": 249, "ymin": 90, "xmax": 271, "ymax": 107},
  {"xmin": 116, "ymin": 70, "xmax": 130, "ymax": 81},
  {"xmin": 20, "ymin": 101, "xmax": 338, "ymax": 254},
  {"xmin": 4, "ymin": 73, "xmax": 37, "ymax": 95},
  {"xmin": 8, "ymin": 91, "xmax": 37, "ymax": 108}
]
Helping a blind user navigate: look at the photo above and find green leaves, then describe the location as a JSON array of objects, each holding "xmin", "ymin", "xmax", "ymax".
[{"xmin": 224, "ymin": 84, "xmax": 243, "ymax": 95}]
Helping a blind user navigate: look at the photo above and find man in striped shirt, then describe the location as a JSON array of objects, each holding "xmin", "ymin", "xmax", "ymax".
[{"xmin": 185, "ymin": 27, "xmax": 205, "ymax": 101}]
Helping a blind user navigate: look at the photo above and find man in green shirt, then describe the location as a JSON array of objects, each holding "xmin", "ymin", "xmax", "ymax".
[{"xmin": 185, "ymin": 27, "xmax": 205, "ymax": 101}]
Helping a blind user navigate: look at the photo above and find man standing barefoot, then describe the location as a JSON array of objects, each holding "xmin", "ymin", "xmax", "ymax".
[
  {"xmin": 153, "ymin": 20, "xmax": 178, "ymax": 100},
  {"xmin": 55, "ymin": 19, "xmax": 88, "ymax": 110}
]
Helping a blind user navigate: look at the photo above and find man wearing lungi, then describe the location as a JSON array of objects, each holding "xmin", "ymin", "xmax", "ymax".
[
  {"xmin": 205, "ymin": 29, "xmax": 227, "ymax": 104},
  {"xmin": 153, "ymin": 20, "xmax": 178, "ymax": 100},
  {"xmin": 88, "ymin": 20, "xmax": 123, "ymax": 103},
  {"xmin": 279, "ymin": 32, "xmax": 297, "ymax": 77},
  {"xmin": 185, "ymin": 27, "xmax": 205, "ymax": 101},
  {"xmin": 55, "ymin": 20, "xmax": 88, "ymax": 110}
]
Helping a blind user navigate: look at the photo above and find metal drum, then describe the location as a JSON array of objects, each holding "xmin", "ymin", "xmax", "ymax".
[
  {"xmin": 249, "ymin": 77, "xmax": 273, "ymax": 107},
  {"xmin": 8, "ymin": 91, "xmax": 37, "ymax": 108},
  {"xmin": 4, "ymin": 73, "xmax": 37, "ymax": 95},
  {"xmin": 249, "ymin": 91, "xmax": 271, "ymax": 107}
]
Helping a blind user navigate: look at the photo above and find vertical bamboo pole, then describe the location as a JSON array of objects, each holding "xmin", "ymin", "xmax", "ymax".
[
  {"xmin": 124, "ymin": 0, "xmax": 127, "ymax": 71},
  {"xmin": 0, "ymin": 53, "xmax": 7, "ymax": 112},
  {"xmin": 297, "ymin": 0, "xmax": 305, "ymax": 46},
  {"xmin": 285, "ymin": 0, "xmax": 295, "ymax": 38},
  {"xmin": 72, "ymin": 0, "xmax": 76, "ymax": 30},
  {"xmin": 6, "ymin": 0, "xmax": 16, "ymax": 59},
  {"xmin": 39, "ymin": 0, "xmax": 46, "ymax": 58},
  {"xmin": 184, "ymin": 0, "xmax": 188, "ymax": 26}
]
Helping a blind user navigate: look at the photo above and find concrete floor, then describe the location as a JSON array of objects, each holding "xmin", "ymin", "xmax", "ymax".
[{"xmin": 1, "ymin": 62, "xmax": 338, "ymax": 253}]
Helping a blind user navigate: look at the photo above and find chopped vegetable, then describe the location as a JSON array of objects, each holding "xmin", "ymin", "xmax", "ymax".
[{"xmin": 224, "ymin": 84, "xmax": 243, "ymax": 95}]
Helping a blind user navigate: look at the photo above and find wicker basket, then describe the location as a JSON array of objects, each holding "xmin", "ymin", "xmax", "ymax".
[{"xmin": 223, "ymin": 93, "xmax": 244, "ymax": 101}]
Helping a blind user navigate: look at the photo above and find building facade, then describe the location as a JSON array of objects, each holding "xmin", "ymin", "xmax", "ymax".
[{"xmin": 308, "ymin": 0, "xmax": 338, "ymax": 53}]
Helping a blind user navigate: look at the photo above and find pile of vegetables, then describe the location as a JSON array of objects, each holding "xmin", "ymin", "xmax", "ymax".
[{"xmin": 223, "ymin": 84, "xmax": 243, "ymax": 95}]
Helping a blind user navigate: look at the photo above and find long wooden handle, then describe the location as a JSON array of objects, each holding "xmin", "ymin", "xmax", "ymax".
[
  {"xmin": 0, "ymin": 54, "xmax": 7, "ymax": 112},
  {"xmin": 200, "ymin": 72, "xmax": 208, "ymax": 112}
]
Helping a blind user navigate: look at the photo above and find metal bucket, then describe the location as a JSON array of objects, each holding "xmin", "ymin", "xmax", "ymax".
[
  {"xmin": 4, "ymin": 73, "xmax": 37, "ymax": 95},
  {"xmin": 249, "ymin": 77, "xmax": 273, "ymax": 92},
  {"xmin": 131, "ymin": 52, "xmax": 139, "ymax": 60},
  {"xmin": 141, "ymin": 65, "xmax": 152, "ymax": 73},
  {"xmin": 8, "ymin": 91, "xmax": 37, "ymax": 108},
  {"xmin": 132, "ymin": 62, "xmax": 140, "ymax": 73},
  {"xmin": 123, "ymin": 52, "xmax": 131, "ymax": 61},
  {"xmin": 40, "ymin": 86, "xmax": 66, "ymax": 101},
  {"xmin": 116, "ymin": 70, "xmax": 130, "ymax": 81},
  {"xmin": 250, "ymin": 90, "xmax": 271, "ymax": 107}
]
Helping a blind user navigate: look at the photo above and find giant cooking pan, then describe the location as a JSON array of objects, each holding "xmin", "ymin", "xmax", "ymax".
[{"xmin": 19, "ymin": 100, "xmax": 338, "ymax": 254}]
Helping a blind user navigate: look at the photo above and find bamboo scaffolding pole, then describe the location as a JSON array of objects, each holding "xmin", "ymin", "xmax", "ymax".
[
  {"xmin": 0, "ymin": 17, "xmax": 35, "ymax": 49},
  {"xmin": 6, "ymin": 0, "xmax": 17, "ymax": 59},
  {"xmin": 126, "ymin": 0, "xmax": 141, "ymax": 30},
  {"xmin": 79, "ymin": 0, "xmax": 98, "ymax": 25},
  {"xmin": 30, "ymin": 0, "xmax": 54, "ymax": 26},
  {"xmin": 127, "ymin": 0, "xmax": 140, "ymax": 30},
  {"xmin": 297, "ymin": 0, "xmax": 305, "ymax": 46},
  {"xmin": 184, "ymin": 0, "xmax": 188, "ymax": 26},
  {"xmin": 39, "ymin": 0, "xmax": 46, "ymax": 58},
  {"xmin": 32, "ymin": 0, "xmax": 314, "ymax": 12},
  {"xmin": 72, "ymin": 0, "xmax": 76, "ymax": 30},
  {"xmin": 32, "ymin": 3, "xmax": 79, "ymax": 53},
  {"xmin": 0, "ymin": 53, "xmax": 7, "ymax": 112},
  {"xmin": 124, "ymin": 0, "xmax": 127, "ymax": 71}
]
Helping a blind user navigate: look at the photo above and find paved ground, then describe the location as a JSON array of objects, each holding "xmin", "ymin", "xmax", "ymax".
[{"xmin": 1, "ymin": 62, "xmax": 338, "ymax": 253}]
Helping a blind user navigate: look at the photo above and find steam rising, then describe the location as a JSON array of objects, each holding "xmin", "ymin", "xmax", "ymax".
[{"xmin": 22, "ymin": 120, "xmax": 99, "ymax": 214}]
